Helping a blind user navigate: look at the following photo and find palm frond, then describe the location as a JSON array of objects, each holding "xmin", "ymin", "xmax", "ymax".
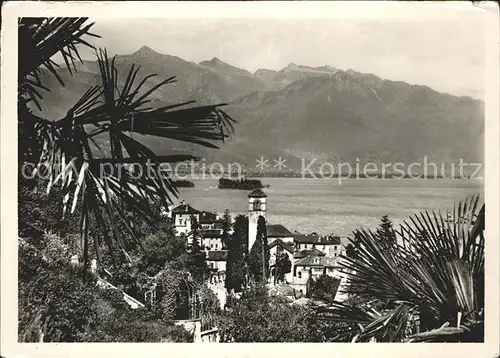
[
  {"xmin": 22, "ymin": 43, "xmax": 236, "ymax": 270},
  {"xmin": 326, "ymin": 195, "xmax": 484, "ymax": 342},
  {"xmin": 18, "ymin": 18, "xmax": 99, "ymax": 111}
]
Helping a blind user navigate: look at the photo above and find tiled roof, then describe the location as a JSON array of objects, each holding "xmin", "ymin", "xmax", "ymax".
[
  {"xmin": 248, "ymin": 188, "xmax": 267, "ymax": 198},
  {"xmin": 206, "ymin": 250, "xmax": 228, "ymax": 261},
  {"xmin": 269, "ymin": 239, "xmax": 294, "ymax": 253},
  {"xmin": 294, "ymin": 234, "xmax": 343, "ymax": 245},
  {"xmin": 295, "ymin": 254, "xmax": 337, "ymax": 268},
  {"xmin": 294, "ymin": 248, "xmax": 326, "ymax": 259},
  {"xmin": 267, "ymin": 224, "xmax": 294, "ymax": 237},
  {"xmin": 171, "ymin": 203, "xmax": 200, "ymax": 214}
]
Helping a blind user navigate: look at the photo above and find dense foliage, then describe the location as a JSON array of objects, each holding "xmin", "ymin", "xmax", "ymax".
[
  {"xmin": 306, "ymin": 274, "xmax": 341, "ymax": 303},
  {"xmin": 218, "ymin": 284, "xmax": 336, "ymax": 342},
  {"xmin": 18, "ymin": 233, "xmax": 192, "ymax": 342}
]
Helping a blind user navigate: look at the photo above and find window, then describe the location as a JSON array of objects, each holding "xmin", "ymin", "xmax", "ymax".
[
  {"xmin": 298, "ymin": 272, "xmax": 302, "ymax": 279},
  {"xmin": 253, "ymin": 200, "xmax": 262, "ymax": 211}
]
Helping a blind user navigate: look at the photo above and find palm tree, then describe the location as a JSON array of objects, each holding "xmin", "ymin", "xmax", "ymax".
[
  {"xmin": 18, "ymin": 18, "xmax": 236, "ymax": 270},
  {"xmin": 319, "ymin": 195, "xmax": 484, "ymax": 342}
]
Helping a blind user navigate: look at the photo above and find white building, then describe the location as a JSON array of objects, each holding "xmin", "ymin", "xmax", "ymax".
[
  {"xmin": 291, "ymin": 252, "xmax": 340, "ymax": 295},
  {"xmin": 171, "ymin": 201, "xmax": 201, "ymax": 236},
  {"xmin": 294, "ymin": 234, "xmax": 348, "ymax": 258}
]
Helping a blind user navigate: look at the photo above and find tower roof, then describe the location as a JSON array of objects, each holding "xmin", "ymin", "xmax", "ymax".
[{"xmin": 248, "ymin": 188, "xmax": 267, "ymax": 198}]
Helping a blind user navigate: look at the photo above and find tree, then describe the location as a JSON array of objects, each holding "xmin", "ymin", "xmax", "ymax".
[
  {"xmin": 321, "ymin": 195, "xmax": 484, "ymax": 343},
  {"xmin": 274, "ymin": 251, "xmax": 292, "ymax": 284},
  {"xmin": 225, "ymin": 215, "xmax": 248, "ymax": 293},
  {"xmin": 221, "ymin": 209, "xmax": 232, "ymax": 249},
  {"xmin": 18, "ymin": 18, "xmax": 236, "ymax": 269},
  {"xmin": 309, "ymin": 274, "xmax": 341, "ymax": 303},
  {"xmin": 345, "ymin": 243, "xmax": 357, "ymax": 259},
  {"xmin": 305, "ymin": 268, "xmax": 315, "ymax": 298},
  {"xmin": 136, "ymin": 231, "xmax": 186, "ymax": 276},
  {"xmin": 188, "ymin": 215, "xmax": 202, "ymax": 251},
  {"xmin": 248, "ymin": 216, "xmax": 269, "ymax": 282},
  {"xmin": 248, "ymin": 238, "xmax": 264, "ymax": 282},
  {"xmin": 376, "ymin": 214, "xmax": 397, "ymax": 244},
  {"xmin": 185, "ymin": 216, "xmax": 208, "ymax": 283},
  {"xmin": 258, "ymin": 216, "xmax": 271, "ymax": 280}
]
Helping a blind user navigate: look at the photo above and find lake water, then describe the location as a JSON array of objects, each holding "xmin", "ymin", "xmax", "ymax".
[{"xmin": 175, "ymin": 178, "xmax": 483, "ymax": 237}]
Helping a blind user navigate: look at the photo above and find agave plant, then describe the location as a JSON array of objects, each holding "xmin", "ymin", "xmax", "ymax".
[
  {"xmin": 319, "ymin": 195, "xmax": 484, "ymax": 342},
  {"xmin": 18, "ymin": 18, "xmax": 236, "ymax": 270}
]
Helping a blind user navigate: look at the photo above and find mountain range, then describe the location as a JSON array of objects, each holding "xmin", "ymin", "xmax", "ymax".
[{"xmin": 36, "ymin": 45, "xmax": 484, "ymax": 174}]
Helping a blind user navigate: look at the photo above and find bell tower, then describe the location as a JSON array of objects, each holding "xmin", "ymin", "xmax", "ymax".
[{"xmin": 248, "ymin": 188, "xmax": 267, "ymax": 253}]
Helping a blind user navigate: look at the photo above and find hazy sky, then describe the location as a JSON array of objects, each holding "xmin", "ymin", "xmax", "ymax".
[{"xmin": 79, "ymin": 18, "xmax": 486, "ymax": 99}]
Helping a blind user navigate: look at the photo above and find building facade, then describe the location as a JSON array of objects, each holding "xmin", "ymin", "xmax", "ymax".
[
  {"xmin": 170, "ymin": 201, "xmax": 201, "ymax": 237},
  {"xmin": 294, "ymin": 234, "xmax": 348, "ymax": 258},
  {"xmin": 291, "ymin": 252, "xmax": 340, "ymax": 294}
]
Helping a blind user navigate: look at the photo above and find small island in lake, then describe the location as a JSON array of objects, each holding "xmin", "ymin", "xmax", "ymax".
[
  {"xmin": 218, "ymin": 178, "xmax": 269, "ymax": 190},
  {"xmin": 172, "ymin": 180, "xmax": 195, "ymax": 188}
]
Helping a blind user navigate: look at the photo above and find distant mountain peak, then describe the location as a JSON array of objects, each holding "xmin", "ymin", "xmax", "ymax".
[
  {"xmin": 209, "ymin": 57, "xmax": 223, "ymax": 63},
  {"xmin": 200, "ymin": 57, "xmax": 230, "ymax": 67},
  {"xmin": 134, "ymin": 45, "xmax": 159, "ymax": 55},
  {"xmin": 199, "ymin": 57, "xmax": 252, "ymax": 76},
  {"xmin": 284, "ymin": 63, "xmax": 299, "ymax": 70}
]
